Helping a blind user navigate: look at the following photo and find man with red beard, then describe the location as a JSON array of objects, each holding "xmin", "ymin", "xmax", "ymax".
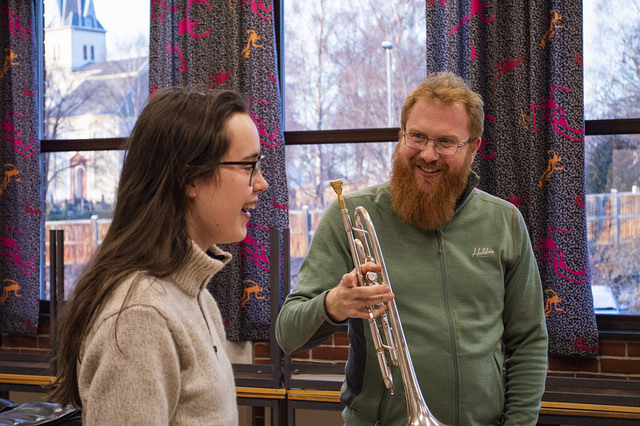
[{"xmin": 276, "ymin": 72, "xmax": 548, "ymax": 426}]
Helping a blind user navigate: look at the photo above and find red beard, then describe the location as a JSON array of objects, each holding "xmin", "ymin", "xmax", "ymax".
[{"xmin": 390, "ymin": 148, "xmax": 472, "ymax": 231}]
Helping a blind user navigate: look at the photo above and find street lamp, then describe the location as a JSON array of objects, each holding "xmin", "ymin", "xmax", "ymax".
[{"xmin": 381, "ymin": 41, "xmax": 393, "ymax": 127}]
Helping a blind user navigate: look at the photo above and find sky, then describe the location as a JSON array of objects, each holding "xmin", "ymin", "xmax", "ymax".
[
  {"xmin": 582, "ymin": 0, "xmax": 640, "ymax": 118},
  {"xmin": 582, "ymin": 1, "xmax": 597, "ymax": 109},
  {"xmin": 40, "ymin": 0, "xmax": 632, "ymax": 111},
  {"xmin": 44, "ymin": 0, "xmax": 150, "ymax": 60}
]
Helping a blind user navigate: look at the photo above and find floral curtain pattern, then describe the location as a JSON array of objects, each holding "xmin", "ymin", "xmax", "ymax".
[
  {"xmin": 426, "ymin": 0, "xmax": 597, "ymax": 356},
  {"xmin": 0, "ymin": 0, "xmax": 41, "ymax": 335},
  {"xmin": 149, "ymin": 0, "xmax": 287, "ymax": 341}
]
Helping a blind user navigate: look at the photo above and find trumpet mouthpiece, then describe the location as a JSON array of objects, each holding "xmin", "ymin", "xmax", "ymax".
[
  {"xmin": 330, "ymin": 179, "xmax": 346, "ymax": 209},
  {"xmin": 330, "ymin": 179, "xmax": 343, "ymax": 196}
]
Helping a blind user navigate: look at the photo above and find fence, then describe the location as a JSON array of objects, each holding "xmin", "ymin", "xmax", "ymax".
[
  {"xmin": 44, "ymin": 215, "xmax": 110, "ymax": 265},
  {"xmin": 586, "ymin": 190, "xmax": 640, "ymax": 245},
  {"xmin": 43, "ymin": 191, "xmax": 640, "ymax": 286}
]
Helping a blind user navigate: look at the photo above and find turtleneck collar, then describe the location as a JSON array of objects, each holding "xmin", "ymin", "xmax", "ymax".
[{"xmin": 170, "ymin": 240, "xmax": 232, "ymax": 297}]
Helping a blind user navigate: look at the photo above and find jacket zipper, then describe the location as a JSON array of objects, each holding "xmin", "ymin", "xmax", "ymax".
[
  {"xmin": 437, "ymin": 228, "xmax": 459, "ymax": 425},
  {"xmin": 376, "ymin": 385, "xmax": 391, "ymax": 423}
]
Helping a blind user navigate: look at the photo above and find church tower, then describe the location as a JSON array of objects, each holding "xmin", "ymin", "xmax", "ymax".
[{"xmin": 45, "ymin": 0, "xmax": 107, "ymax": 70}]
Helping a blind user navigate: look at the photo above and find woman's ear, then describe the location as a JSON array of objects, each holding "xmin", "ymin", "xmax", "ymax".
[
  {"xmin": 180, "ymin": 165, "xmax": 193, "ymax": 197},
  {"xmin": 186, "ymin": 181, "xmax": 197, "ymax": 199}
]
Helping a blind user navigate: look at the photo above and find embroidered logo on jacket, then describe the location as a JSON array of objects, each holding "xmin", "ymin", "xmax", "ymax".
[{"xmin": 471, "ymin": 247, "xmax": 495, "ymax": 257}]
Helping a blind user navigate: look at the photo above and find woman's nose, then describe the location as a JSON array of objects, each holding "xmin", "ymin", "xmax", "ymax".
[{"xmin": 253, "ymin": 170, "xmax": 269, "ymax": 193}]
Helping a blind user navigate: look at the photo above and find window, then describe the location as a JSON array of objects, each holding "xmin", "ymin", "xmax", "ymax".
[
  {"xmin": 36, "ymin": 2, "xmax": 640, "ymax": 327},
  {"xmin": 583, "ymin": 1, "xmax": 640, "ymax": 316},
  {"xmin": 281, "ymin": 1, "xmax": 640, "ymax": 320},
  {"xmin": 282, "ymin": 0, "xmax": 426, "ymax": 281},
  {"xmin": 41, "ymin": 0, "xmax": 149, "ymax": 299},
  {"xmin": 283, "ymin": 0, "xmax": 425, "ymax": 132}
]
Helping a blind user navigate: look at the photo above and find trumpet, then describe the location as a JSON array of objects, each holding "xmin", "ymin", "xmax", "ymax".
[{"xmin": 330, "ymin": 179, "xmax": 447, "ymax": 426}]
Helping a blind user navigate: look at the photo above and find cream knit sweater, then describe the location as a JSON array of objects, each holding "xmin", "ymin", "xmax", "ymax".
[{"xmin": 78, "ymin": 242, "xmax": 238, "ymax": 425}]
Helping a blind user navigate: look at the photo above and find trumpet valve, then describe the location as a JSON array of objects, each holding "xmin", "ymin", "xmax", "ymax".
[{"xmin": 364, "ymin": 270, "xmax": 379, "ymax": 284}]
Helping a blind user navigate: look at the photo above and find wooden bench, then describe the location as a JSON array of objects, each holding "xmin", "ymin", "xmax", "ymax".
[
  {"xmin": 236, "ymin": 386, "xmax": 287, "ymax": 426},
  {"xmin": 281, "ymin": 374, "xmax": 640, "ymax": 425},
  {"xmin": 286, "ymin": 387, "xmax": 343, "ymax": 426},
  {"xmin": 0, "ymin": 372, "xmax": 55, "ymax": 393},
  {"xmin": 0, "ymin": 353, "xmax": 53, "ymax": 394},
  {"xmin": 0, "ymin": 373, "xmax": 288, "ymax": 425},
  {"xmin": 540, "ymin": 400, "xmax": 640, "ymax": 424},
  {"xmin": 538, "ymin": 376, "xmax": 640, "ymax": 425},
  {"xmin": 5, "ymin": 372, "xmax": 640, "ymax": 425},
  {"xmin": 282, "ymin": 363, "xmax": 345, "ymax": 425}
]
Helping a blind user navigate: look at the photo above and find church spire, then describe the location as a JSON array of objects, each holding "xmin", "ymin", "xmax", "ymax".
[
  {"xmin": 49, "ymin": 0, "xmax": 105, "ymax": 31},
  {"xmin": 45, "ymin": 0, "xmax": 107, "ymax": 69}
]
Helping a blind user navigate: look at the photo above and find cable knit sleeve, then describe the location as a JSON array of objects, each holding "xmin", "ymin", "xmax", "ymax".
[{"xmin": 79, "ymin": 305, "xmax": 180, "ymax": 425}]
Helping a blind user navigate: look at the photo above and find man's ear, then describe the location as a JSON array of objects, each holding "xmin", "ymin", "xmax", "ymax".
[{"xmin": 472, "ymin": 137, "xmax": 482, "ymax": 153}]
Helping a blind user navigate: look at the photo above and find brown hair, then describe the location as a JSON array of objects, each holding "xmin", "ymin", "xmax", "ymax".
[
  {"xmin": 400, "ymin": 71, "xmax": 485, "ymax": 140},
  {"xmin": 49, "ymin": 87, "xmax": 247, "ymax": 407}
]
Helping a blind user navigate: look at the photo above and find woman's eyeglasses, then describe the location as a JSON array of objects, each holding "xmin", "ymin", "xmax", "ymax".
[{"xmin": 219, "ymin": 155, "xmax": 264, "ymax": 186}]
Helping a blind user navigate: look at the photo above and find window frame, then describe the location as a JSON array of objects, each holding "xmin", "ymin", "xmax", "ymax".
[{"xmin": 36, "ymin": 2, "xmax": 640, "ymax": 336}]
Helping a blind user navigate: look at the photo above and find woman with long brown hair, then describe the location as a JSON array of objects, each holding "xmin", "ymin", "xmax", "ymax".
[{"xmin": 49, "ymin": 87, "xmax": 268, "ymax": 424}]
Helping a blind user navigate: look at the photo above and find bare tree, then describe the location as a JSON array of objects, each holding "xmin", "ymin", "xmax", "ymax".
[
  {"xmin": 109, "ymin": 34, "xmax": 150, "ymax": 137},
  {"xmin": 284, "ymin": 0, "xmax": 426, "ymax": 209},
  {"xmin": 42, "ymin": 35, "xmax": 149, "ymax": 220},
  {"xmin": 42, "ymin": 60, "xmax": 108, "ymax": 219},
  {"xmin": 284, "ymin": 0, "xmax": 342, "ymax": 131},
  {"xmin": 585, "ymin": 1, "xmax": 640, "ymax": 120},
  {"xmin": 584, "ymin": 1, "xmax": 640, "ymax": 314}
]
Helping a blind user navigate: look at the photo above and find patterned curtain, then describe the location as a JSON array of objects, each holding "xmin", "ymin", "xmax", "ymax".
[
  {"xmin": 426, "ymin": 0, "xmax": 597, "ymax": 356},
  {"xmin": 0, "ymin": 0, "xmax": 41, "ymax": 335},
  {"xmin": 149, "ymin": 0, "xmax": 288, "ymax": 341}
]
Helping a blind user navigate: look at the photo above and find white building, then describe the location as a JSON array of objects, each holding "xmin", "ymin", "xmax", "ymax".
[
  {"xmin": 45, "ymin": 0, "xmax": 107, "ymax": 70},
  {"xmin": 44, "ymin": 0, "xmax": 148, "ymax": 215}
]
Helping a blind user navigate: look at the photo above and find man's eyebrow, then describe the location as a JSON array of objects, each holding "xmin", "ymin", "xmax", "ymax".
[
  {"xmin": 407, "ymin": 129, "xmax": 459, "ymax": 139},
  {"xmin": 405, "ymin": 129, "xmax": 425, "ymax": 135}
]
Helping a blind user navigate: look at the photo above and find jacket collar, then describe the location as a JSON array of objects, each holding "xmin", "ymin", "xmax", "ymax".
[{"xmin": 455, "ymin": 170, "xmax": 480, "ymax": 212}]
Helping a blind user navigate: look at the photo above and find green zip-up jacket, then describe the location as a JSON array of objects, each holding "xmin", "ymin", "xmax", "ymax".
[{"xmin": 276, "ymin": 175, "xmax": 548, "ymax": 425}]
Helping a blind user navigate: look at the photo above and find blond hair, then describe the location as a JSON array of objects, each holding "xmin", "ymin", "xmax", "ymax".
[{"xmin": 400, "ymin": 72, "xmax": 484, "ymax": 140}]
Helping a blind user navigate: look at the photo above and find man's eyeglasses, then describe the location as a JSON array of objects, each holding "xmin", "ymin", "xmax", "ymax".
[
  {"xmin": 219, "ymin": 155, "xmax": 264, "ymax": 186},
  {"xmin": 402, "ymin": 131, "xmax": 471, "ymax": 156}
]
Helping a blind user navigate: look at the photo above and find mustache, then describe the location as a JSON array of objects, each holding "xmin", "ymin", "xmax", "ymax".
[{"xmin": 410, "ymin": 158, "xmax": 448, "ymax": 173}]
